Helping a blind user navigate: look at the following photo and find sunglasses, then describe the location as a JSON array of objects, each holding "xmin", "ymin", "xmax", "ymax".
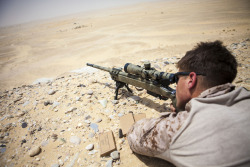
[{"xmin": 174, "ymin": 72, "xmax": 205, "ymax": 84}]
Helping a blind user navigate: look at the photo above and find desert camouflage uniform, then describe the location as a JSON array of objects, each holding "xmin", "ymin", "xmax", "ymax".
[{"xmin": 127, "ymin": 83, "xmax": 250, "ymax": 167}]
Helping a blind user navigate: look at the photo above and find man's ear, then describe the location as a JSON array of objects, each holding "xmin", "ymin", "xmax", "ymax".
[{"xmin": 188, "ymin": 72, "xmax": 197, "ymax": 89}]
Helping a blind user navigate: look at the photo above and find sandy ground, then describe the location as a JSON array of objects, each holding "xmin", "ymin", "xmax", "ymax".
[
  {"xmin": 0, "ymin": 0, "xmax": 250, "ymax": 166},
  {"xmin": 0, "ymin": 0, "xmax": 249, "ymax": 91}
]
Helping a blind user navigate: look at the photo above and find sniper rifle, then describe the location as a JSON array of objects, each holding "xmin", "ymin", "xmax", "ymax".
[{"xmin": 87, "ymin": 63, "xmax": 177, "ymax": 108}]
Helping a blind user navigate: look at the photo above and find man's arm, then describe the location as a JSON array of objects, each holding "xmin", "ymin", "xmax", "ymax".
[{"xmin": 127, "ymin": 111, "xmax": 188, "ymax": 157}]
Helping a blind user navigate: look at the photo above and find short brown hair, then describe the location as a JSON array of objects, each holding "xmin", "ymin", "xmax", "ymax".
[{"xmin": 177, "ymin": 40, "xmax": 237, "ymax": 88}]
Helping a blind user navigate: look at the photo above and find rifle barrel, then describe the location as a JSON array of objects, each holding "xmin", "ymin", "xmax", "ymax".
[{"xmin": 86, "ymin": 63, "xmax": 111, "ymax": 72}]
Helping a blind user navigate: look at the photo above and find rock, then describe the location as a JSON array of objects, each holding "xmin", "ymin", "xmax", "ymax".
[
  {"xmin": 75, "ymin": 97, "xmax": 81, "ymax": 101},
  {"xmin": 48, "ymin": 90, "xmax": 56, "ymax": 95},
  {"xmin": 51, "ymin": 134, "xmax": 58, "ymax": 141},
  {"xmin": 106, "ymin": 160, "xmax": 113, "ymax": 167},
  {"xmin": 110, "ymin": 151, "xmax": 120, "ymax": 160},
  {"xmin": 164, "ymin": 61, "xmax": 170, "ymax": 65},
  {"xmin": 70, "ymin": 136, "xmax": 81, "ymax": 145},
  {"xmin": 66, "ymin": 152, "xmax": 79, "ymax": 167},
  {"xmin": 77, "ymin": 84, "xmax": 86, "ymax": 87},
  {"xmin": 99, "ymin": 99, "xmax": 107, "ymax": 108},
  {"xmin": 90, "ymin": 123, "xmax": 99, "ymax": 133},
  {"xmin": 85, "ymin": 115, "xmax": 91, "ymax": 120},
  {"xmin": 87, "ymin": 90, "xmax": 93, "ymax": 95},
  {"xmin": 118, "ymin": 113, "xmax": 124, "ymax": 117},
  {"xmin": 5, "ymin": 115, "xmax": 14, "ymax": 119},
  {"xmin": 15, "ymin": 112, "xmax": 25, "ymax": 117},
  {"xmin": 230, "ymin": 43, "xmax": 238, "ymax": 50},
  {"xmin": 235, "ymin": 79, "xmax": 243, "ymax": 83},
  {"xmin": 118, "ymin": 129, "xmax": 123, "ymax": 138},
  {"xmin": 88, "ymin": 150, "xmax": 98, "ymax": 155},
  {"xmin": 53, "ymin": 101, "xmax": 60, "ymax": 108},
  {"xmin": 33, "ymin": 78, "xmax": 53, "ymax": 84},
  {"xmin": 111, "ymin": 100, "xmax": 119, "ymax": 104},
  {"xmin": 44, "ymin": 100, "xmax": 53, "ymax": 106},
  {"xmin": 84, "ymin": 120, "xmax": 91, "ymax": 125},
  {"xmin": 21, "ymin": 139, "xmax": 27, "ymax": 145},
  {"xmin": 22, "ymin": 101, "xmax": 29, "ymax": 107},
  {"xmin": 85, "ymin": 144, "xmax": 94, "ymax": 151},
  {"xmin": 95, "ymin": 118, "xmax": 102, "ymax": 123},
  {"xmin": 65, "ymin": 107, "xmax": 77, "ymax": 114},
  {"xmin": 51, "ymin": 164, "xmax": 59, "ymax": 167},
  {"xmin": 0, "ymin": 146, "xmax": 6, "ymax": 153},
  {"xmin": 21, "ymin": 122, "xmax": 28, "ymax": 128},
  {"xmin": 29, "ymin": 146, "xmax": 41, "ymax": 157},
  {"xmin": 76, "ymin": 123, "xmax": 83, "ymax": 128}
]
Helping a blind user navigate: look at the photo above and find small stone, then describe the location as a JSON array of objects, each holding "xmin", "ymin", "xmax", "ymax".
[
  {"xmin": 22, "ymin": 101, "xmax": 30, "ymax": 107},
  {"xmin": 75, "ymin": 97, "xmax": 81, "ymax": 101},
  {"xmin": 51, "ymin": 164, "xmax": 59, "ymax": 167},
  {"xmin": 21, "ymin": 122, "xmax": 28, "ymax": 128},
  {"xmin": 106, "ymin": 159, "xmax": 113, "ymax": 167},
  {"xmin": 87, "ymin": 90, "xmax": 93, "ymax": 95},
  {"xmin": 99, "ymin": 99, "xmax": 107, "ymax": 108},
  {"xmin": 51, "ymin": 134, "xmax": 58, "ymax": 140},
  {"xmin": 53, "ymin": 101, "xmax": 60, "ymax": 108},
  {"xmin": 90, "ymin": 123, "xmax": 99, "ymax": 133},
  {"xmin": 111, "ymin": 100, "xmax": 119, "ymax": 104},
  {"xmin": 86, "ymin": 95, "xmax": 92, "ymax": 99},
  {"xmin": 5, "ymin": 115, "xmax": 14, "ymax": 119},
  {"xmin": 110, "ymin": 151, "xmax": 120, "ymax": 160},
  {"xmin": 44, "ymin": 100, "xmax": 53, "ymax": 106},
  {"xmin": 84, "ymin": 120, "xmax": 91, "ymax": 124},
  {"xmin": 118, "ymin": 113, "xmax": 124, "ymax": 117},
  {"xmin": 85, "ymin": 144, "xmax": 94, "ymax": 151},
  {"xmin": 76, "ymin": 123, "xmax": 82, "ymax": 128},
  {"xmin": 164, "ymin": 61, "xmax": 170, "ymax": 65},
  {"xmin": 48, "ymin": 90, "xmax": 56, "ymax": 95},
  {"xmin": 235, "ymin": 79, "xmax": 243, "ymax": 83},
  {"xmin": 85, "ymin": 115, "xmax": 91, "ymax": 120},
  {"xmin": 15, "ymin": 112, "xmax": 25, "ymax": 117},
  {"xmin": 88, "ymin": 150, "xmax": 98, "ymax": 155},
  {"xmin": 95, "ymin": 118, "xmax": 102, "ymax": 123},
  {"xmin": 0, "ymin": 147, "xmax": 6, "ymax": 153},
  {"xmin": 65, "ymin": 107, "xmax": 77, "ymax": 114},
  {"xmin": 21, "ymin": 139, "xmax": 27, "ymax": 144},
  {"xmin": 70, "ymin": 136, "xmax": 81, "ymax": 145},
  {"xmin": 118, "ymin": 129, "xmax": 123, "ymax": 138},
  {"xmin": 77, "ymin": 84, "xmax": 86, "ymax": 87},
  {"xmin": 29, "ymin": 146, "xmax": 41, "ymax": 157}
]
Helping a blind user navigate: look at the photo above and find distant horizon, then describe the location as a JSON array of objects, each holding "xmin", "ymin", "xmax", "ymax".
[{"xmin": 0, "ymin": 0, "xmax": 160, "ymax": 27}]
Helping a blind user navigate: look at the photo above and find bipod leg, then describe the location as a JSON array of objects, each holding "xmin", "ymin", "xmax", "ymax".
[
  {"xmin": 115, "ymin": 81, "xmax": 126, "ymax": 100},
  {"xmin": 125, "ymin": 84, "xmax": 132, "ymax": 93}
]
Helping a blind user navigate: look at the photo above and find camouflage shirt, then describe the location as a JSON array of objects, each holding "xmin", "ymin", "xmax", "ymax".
[{"xmin": 127, "ymin": 83, "xmax": 237, "ymax": 158}]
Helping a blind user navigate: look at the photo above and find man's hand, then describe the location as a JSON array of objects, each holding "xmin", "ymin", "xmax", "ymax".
[{"xmin": 170, "ymin": 104, "xmax": 176, "ymax": 112}]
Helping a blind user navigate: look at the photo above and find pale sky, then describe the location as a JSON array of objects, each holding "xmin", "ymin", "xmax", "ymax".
[{"xmin": 0, "ymin": 0, "xmax": 158, "ymax": 27}]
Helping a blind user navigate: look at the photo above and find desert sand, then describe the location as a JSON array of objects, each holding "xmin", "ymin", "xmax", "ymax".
[
  {"xmin": 0, "ymin": 0, "xmax": 249, "ymax": 166},
  {"xmin": 0, "ymin": 0, "xmax": 249, "ymax": 91}
]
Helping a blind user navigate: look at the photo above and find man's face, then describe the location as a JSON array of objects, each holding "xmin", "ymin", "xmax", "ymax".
[{"xmin": 175, "ymin": 71, "xmax": 191, "ymax": 110}]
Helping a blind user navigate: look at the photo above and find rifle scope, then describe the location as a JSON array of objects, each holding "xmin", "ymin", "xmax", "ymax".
[{"xmin": 124, "ymin": 63, "xmax": 176, "ymax": 84}]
